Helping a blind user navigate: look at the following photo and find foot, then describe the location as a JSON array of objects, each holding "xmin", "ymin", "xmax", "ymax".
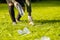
[
  {"xmin": 16, "ymin": 19, "xmax": 20, "ymax": 22},
  {"xmin": 29, "ymin": 22, "xmax": 34, "ymax": 26},
  {"xmin": 13, "ymin": 22, "xmax": 17, "ymax": 25}
]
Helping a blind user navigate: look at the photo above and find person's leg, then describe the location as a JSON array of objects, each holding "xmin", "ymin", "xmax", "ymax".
[
  {"xmin": 6, "ymin": 0, "xmax": 16, "ymax": 24},
  {"xmin": 26, "ymin": 0, "xmax": 34, "ymax": 25},
  {"xmin": 16, "ymin": 0, "xmax": 25, "ymax": 22},
  {"xmin": 16, "ymin": 13, "xmax": 21, "ymax": 22}
]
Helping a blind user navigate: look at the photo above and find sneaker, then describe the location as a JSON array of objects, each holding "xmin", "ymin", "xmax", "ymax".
[
  {"xmin": 28, "ymin": 16, "xmax": 32, "ymax": 22},
  {"xmin": 13, "ymin": 22, "xmax": 17, "ymax": 25},
  {"xmin": 29, "ymin": 22, "xmax": 34, "ymax": 25},
  {"xmin": 16, "ymin": 19, "xmax": 20, "ymax": 22}
]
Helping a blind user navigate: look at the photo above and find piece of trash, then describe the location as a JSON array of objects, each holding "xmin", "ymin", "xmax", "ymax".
[
  {"xmin": 17, "ymin": 27, "xmax": 31, "ymax": 35},
  {"xmin": 40, "ymin": 36, "xmax": 50, "ymax": 40},
  {"xmin": 17, "ymin": 30, "xmax": 23, "ymax": 35},
  {"xmin": 23, "ymin": 27, "xmax": 31, "ymax": 34}
]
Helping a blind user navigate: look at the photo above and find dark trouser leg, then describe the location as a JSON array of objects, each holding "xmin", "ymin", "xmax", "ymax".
[
  {"xmin": 16, "ymin": 13, "xmax": 21, "ymax": 21},
  {"xmin": 16, "ymin": 0, "xmax": 25, "ymax": 21},
  {"xmin": 27, "ymin": 6, "xmax": 31, "ymax": 16},
  {"xmin": 26, "ymin": 0, "xmax": 31, "ymax": 16},
  {"xmin": 6, "ymin": 0, "xmax": 16, "ymax": 25},
  {"xmin": 26, "ymin": 0, "xmax": 33, "ymax": 22},
  {"xmin": 8, "ymin": 5, "xmax": 16, "ymax": 22},
  {"xmin": 26, "ymin": 0, "xmax": 34, "ymax": 25},
  {"xmin": 16, "ymin": 6, "xmax": 25, "ymax": 20}
]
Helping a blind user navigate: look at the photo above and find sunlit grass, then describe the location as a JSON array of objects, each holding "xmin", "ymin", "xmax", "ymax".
[{"xmin": 0, "ymin": 2, "xmax": 60, "ymax": 40}]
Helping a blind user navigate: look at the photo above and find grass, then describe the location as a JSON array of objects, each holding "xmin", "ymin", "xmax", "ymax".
[{"xmin": 0, "ymin": 1, "xmax": 60, "ymax": 40}]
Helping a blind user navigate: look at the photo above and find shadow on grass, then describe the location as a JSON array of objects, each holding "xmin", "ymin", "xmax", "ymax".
[
  {"xmin": 33, "ymin": 20, "xmax": 60, "ymax": 24},
  {"xmin": 20, "ymin": 20, "xmax": 60, "ymax": 24}
]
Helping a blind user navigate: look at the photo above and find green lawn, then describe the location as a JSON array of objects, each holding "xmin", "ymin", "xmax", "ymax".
[{"xmin": 0, "ymin": 1, "xmax": 60, "ymax": 40}]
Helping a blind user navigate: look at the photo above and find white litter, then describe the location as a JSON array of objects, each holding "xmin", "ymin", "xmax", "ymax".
[
  {"xmin": 40, "ymin": 36, "xmax": 50, "ymax": 40},
  {"xmin": 17, "ymin": 27, "xmax": 31, "ymax": 35},
  {"xmin": 23, "ymin": 27, "xmax": 31, "ymax": 34},
  {"xmin": 17, "ymin": 30, "xmax": 23, "ymax": 35}
]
